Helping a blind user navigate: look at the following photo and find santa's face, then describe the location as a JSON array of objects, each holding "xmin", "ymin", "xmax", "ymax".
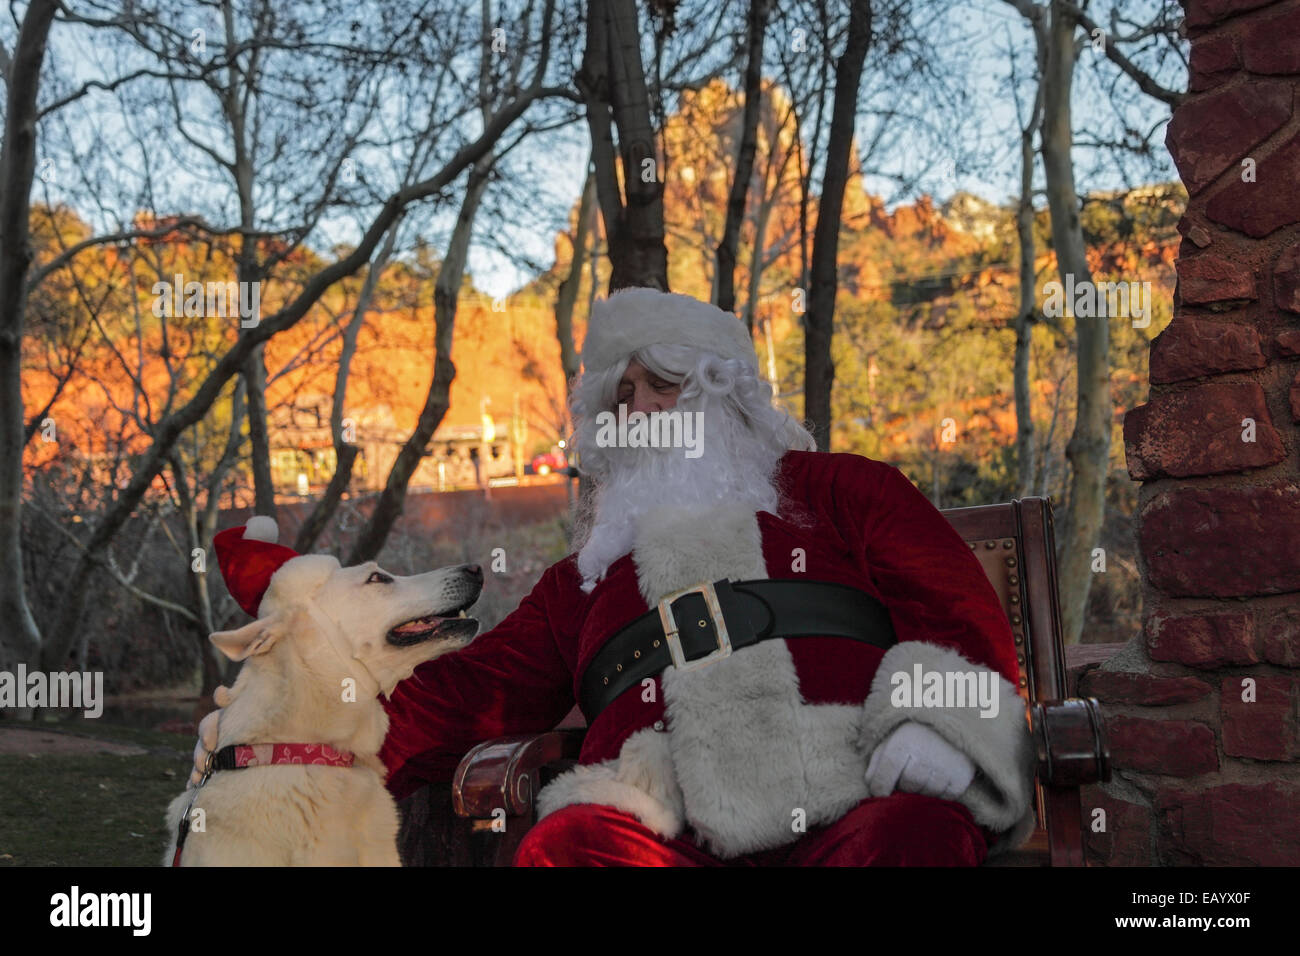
[
  {"xmin": 573, "ymin": 358, "xmax": 784, "ymax": 591},
  {"xmin": 616, "ymin": 359, "xmax": 682, "ymax": 415}
]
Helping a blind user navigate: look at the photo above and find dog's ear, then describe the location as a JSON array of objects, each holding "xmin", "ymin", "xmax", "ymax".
[{"xmin": 210, "ymin": 617, "xmax": 284, "ymax": 662}]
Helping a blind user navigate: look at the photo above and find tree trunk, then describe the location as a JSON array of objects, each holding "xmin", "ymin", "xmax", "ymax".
[
  {"xmin": 222, "ymin": 0, "xmax": 277, "ymax": 521},
  {"xmin": 199, "ymin": 376, "xmax": 247, "ymax": 692},
  {"xmin": 744, "ymin": 128, "xmax": 780, "ymax": 336},
  {"xmin": 715, "ymin": 0, "xmax": 770, "ymax": 323},
  {"xmin": 1042, "ymin": 0, "xmax": 1107, "ymax": 645},
  {"xmin": 294, "ymin": 223, "xmax": 401, "ymax": 553},
  {"xmin": 242, "ymin": 341, "xmax": 276, "ymax": 517},
  {"xmin": 1014, "ymin": 77, "xmax": 1045, "ymax": 499},
  {"xmin": 236, "ymin": 199, "xmax": 275, "ymax": 520},
  {"xmin": 804, "ymin": 0, "xmax": 872, "ymax": 452},
  {"xmin": 347, "ymin": 159, "xmax": 493, "ymax": 565},
  {"xmin": 169, "ymin": 453, "xmax": 224, "ymax": 696},
  {"xmin": 0, "ymin": 0, "xmax": 59, "ymax": 674},
  {"xmin": 578, "ymin": 0, "xmax": 668, "ymax": 292},
  {"xmin": 555, "ymin": 163, "xmax": 596, "ymax": 387}
]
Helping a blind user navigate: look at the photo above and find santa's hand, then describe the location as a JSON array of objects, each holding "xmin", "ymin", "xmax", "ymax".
[
  {"xmin": 864, "ymin": 722, "xmax": 975, "ymax": 801},
  {"xmin": 188, "ymin": 685, "xmax": 231, "ymax": 788}
]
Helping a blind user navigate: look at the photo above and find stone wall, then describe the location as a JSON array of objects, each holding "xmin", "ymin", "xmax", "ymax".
[{"xmin": 1092, "ymin": 0, "xmax": 1300, "ymax": 865}]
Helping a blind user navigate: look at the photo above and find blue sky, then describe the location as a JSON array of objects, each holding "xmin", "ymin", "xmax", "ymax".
[{"xmin": 29, "ymin": 0, "xmax": 1185, "ymax": 300}]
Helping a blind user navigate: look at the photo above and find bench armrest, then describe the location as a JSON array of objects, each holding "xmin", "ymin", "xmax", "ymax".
[
  {"xmin": 450, "ymin": 698, "xmax": 1108, "ymax": 821},
  {"xmin": 452, "ymin": 730, "xmax": 586, "ymax": 818},
  {"xmin": 1031, "ymin": 697, "xmax": 1110, "ymax": 787}
]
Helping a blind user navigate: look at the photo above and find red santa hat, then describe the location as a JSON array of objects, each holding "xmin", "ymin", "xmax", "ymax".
[
  {"xmin": 581, "ymin": 287, "xmax": 759, "ymax": 378},
  {"xmin": 214, "ymin": 516, "xmax": 301, "ymax": 617}
]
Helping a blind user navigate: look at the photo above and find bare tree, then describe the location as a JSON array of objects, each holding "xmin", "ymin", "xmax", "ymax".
[
  {"xmin": 120, "ymin": 1, "xmax": 409, "ymax": 521},
  {"xmin": 1004, "ymin": 0, "xmax": 1182, "ymax": 643},
  {"xmin": 804, "ymin": 0, "xmax": 873, "ymax": 451},
  {"xmin": 577, "ymin": 0, "xmax": 669, "ymax": 291},
  {"xmin": 554, "ymin": 162, "xmax": 597, "ymax": 387},
  {"xmin": 715, "ymin": 0, "xmax": 771, "ymax": 323},
  {"xmin": 741, "ymin": 85, "xmax": 802, "ymax": 344},
  {"xmin": 34, "ymin": 0, "xmax": 572, "ymax": 669},
  {"xmin": 0, "ymin": 0, "xmax": 62, "ymax": 672},
  {"xmin": 1006, "ymin": 25, "xmax": 1047, "ymax": 498}
]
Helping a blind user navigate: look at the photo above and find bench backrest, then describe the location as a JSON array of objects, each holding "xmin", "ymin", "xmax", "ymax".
[
  {"xmin": 939, "ymin": 495, "xmax": 1067, "ymax": 706},
  {"xmin": 942, "ymin": 495, "xmax": 1083, "ymax": 862}
]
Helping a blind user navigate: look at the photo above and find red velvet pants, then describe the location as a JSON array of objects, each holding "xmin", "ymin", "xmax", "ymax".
[{"xmin": 514, "ymin": 792, "xmax": 991, "ymax": 867}]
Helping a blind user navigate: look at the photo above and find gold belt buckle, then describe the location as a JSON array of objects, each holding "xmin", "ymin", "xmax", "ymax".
[{"xmin": 658, "ymin": 580, "xmax": 732, "ymax": 672}]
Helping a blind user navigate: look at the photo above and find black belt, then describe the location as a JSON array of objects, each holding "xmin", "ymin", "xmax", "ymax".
[{"xmin": 579, "ymin": 578, "xmax": 897, "ymax": 722}]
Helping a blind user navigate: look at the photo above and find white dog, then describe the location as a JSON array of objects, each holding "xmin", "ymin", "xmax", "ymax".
[{"xmin": 164, "ymin": 552, "xmax": 482, "ymax": 866}]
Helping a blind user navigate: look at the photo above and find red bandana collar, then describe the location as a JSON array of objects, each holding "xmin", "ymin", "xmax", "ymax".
[
  {"xmin": 172, "ymin": 742, "xmax": 357, "ymax": 866},
  {"xmin": 221, "ymin": 743, "xmax": 356, "ymax": 769}
]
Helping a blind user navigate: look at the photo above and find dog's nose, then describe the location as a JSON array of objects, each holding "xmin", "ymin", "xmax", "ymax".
[{"xmin": 464, "ymin": 564, "xmax": 483, "ymax": 579}]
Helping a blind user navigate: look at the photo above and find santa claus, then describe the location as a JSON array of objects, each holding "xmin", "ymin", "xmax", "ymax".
[{"xmin": 197, "ymin": 286, "xmax": 1036, "ymax": 866}]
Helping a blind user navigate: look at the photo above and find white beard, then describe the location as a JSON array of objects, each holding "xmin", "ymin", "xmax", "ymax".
[{"xmin": 574, "ymin": 394, "xmax": 785, "ymax": 592}]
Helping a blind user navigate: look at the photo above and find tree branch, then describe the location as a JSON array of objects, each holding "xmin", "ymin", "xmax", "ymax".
[{"xmin": 1059, "ymin": 0, "xmax": 1184, "ymax": 107}]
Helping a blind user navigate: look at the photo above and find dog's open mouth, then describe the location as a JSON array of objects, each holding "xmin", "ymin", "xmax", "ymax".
[{"xmin": 386, "ymin": 601, "xmax": 478, "ymax": 646}]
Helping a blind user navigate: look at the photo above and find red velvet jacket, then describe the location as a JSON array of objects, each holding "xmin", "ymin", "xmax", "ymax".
[{"xmin": 379, "ymin": 450, "xmax": 1022, "ymax": 808}]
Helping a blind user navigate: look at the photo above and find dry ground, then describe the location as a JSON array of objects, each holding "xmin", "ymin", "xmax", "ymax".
[{"xmin": 0, "ymin": 719, "xmax": 193, "ymax": 866}]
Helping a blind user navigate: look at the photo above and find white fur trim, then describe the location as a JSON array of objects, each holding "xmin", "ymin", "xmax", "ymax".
[
  {"xmin": 536, "ymin": 727, "xmax": 686, "ymax": 838},
  {"xmin": 666, "ymin": 649, "xmax": 873, "ymax": 856},
  {"xmin": 582, "ymin": 288, "xmax": 757, "ymax": 377},
  {"xmin": 631, "ymin": 503, "xmax": 766, "ymax": 605},
  {"xmin": 243, "ymin": 515, "xmax": 279, "ymax": 543},
  {"xmin": 635, "ymin": 503, "xmax": 870, "ymax": 857},
  {"xmin": 857, "ymin": 641, "xmax": 1038, "ymax": 855}
]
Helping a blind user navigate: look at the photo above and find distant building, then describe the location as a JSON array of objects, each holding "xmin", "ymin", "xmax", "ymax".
[{"xmin": 268, "ymin": 394, "xmax": 517, "ymax": 495}]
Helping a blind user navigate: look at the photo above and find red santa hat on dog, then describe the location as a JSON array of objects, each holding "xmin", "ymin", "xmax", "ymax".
[{"xmin": 213, "ymin": 516, "xmax": 300, "ymax": 617}]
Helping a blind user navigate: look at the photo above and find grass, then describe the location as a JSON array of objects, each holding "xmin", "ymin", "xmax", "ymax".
[{"xmin": 0, "ymin": 717, "xmax": 194, "ymax": 867}]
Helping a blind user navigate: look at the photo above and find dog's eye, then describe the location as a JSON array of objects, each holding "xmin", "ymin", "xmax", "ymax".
[{"xmin": 366, "ymin": 571, "xmax": 394, "ymax": 585}]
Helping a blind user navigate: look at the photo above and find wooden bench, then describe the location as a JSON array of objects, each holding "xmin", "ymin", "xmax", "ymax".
[{"xmin": 450, "ymin": 496, "xmax": 1110, "ymax": 866}]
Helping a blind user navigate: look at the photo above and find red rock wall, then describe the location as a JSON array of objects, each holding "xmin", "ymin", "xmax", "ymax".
[{"xmin": 1102, "ymin": 0, "xmax": 1300, "ymax": 865}]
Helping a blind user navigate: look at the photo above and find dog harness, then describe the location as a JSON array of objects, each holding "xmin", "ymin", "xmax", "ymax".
[{"xmin": 172, "ymin": 743, "xmax": 356, "ymax": 867}]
